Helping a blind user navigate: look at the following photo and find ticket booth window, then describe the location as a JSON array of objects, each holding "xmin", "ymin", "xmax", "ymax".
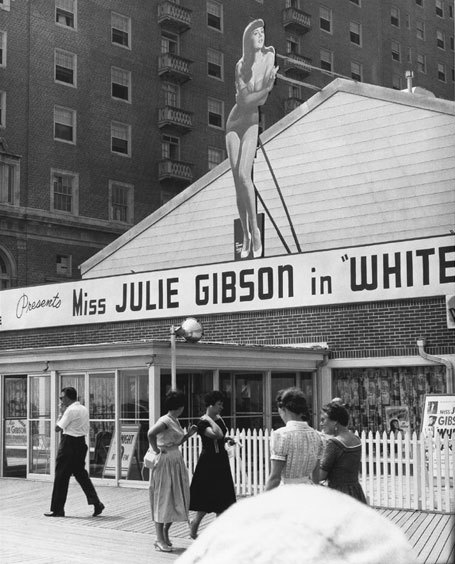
[
  {"xmin": 271, "ymin": 372, "xmax": 315, "ymax": 429},
  {"xmin": 160, "ymin": 371, "xmax": 213, "ymax": 426},
  {"xmin": 220, "ymin": 372, "xmax": 264, "ymax": 430}
]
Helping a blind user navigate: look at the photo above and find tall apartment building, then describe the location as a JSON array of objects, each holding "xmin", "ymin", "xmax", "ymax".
[{"xmin": 0, "ymin": 0, "xmax": 453, "ymax": 289}]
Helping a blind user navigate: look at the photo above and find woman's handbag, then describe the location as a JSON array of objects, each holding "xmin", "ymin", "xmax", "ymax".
[{"xmin": 143, "ymin": 447, "xmax": 159, "ymax": 469}]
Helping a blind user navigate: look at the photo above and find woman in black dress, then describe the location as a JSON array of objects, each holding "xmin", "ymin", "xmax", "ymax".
[
  {"xmin": 189, "ymin": 391, "xmax": 236, "ymax": 538},
  {"xmin": 319, "ymin": 401, "xmax": 367, "ymax": 503}
]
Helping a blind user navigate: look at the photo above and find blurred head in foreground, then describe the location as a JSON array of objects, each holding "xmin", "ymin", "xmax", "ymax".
[{"xmin": 176, "ymin": 484, "xmax": 415, "ymax": 564}]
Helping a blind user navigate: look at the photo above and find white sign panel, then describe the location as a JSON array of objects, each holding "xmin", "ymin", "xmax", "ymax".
[
  {"xmin": 0, "ymin": 234, "xmax": 453, "ymax": 331},
  {"xmin": 421, "ymin": 394, "xmax": 455, "ymax": 440},
  {"xmin": 103, "ymin": 425, "xmax": 139, "ymax": 478}
]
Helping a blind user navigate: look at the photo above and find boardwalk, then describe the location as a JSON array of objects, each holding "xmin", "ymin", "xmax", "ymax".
[{"xmin": 0, "ymin": 479, "xmax": 453, "ymax": 563}]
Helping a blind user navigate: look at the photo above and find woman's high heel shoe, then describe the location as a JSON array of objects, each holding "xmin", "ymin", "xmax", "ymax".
[
  {"xmin": 252, "ymin": 227, "xmax": 263, "ymax": 258},
  {"xmin": 240, "ymin": 237, "xmax": 251, "ymax": 259},
  {"xmin": 154, "ymin": 541, "xmax": 172, "ymax": 552},
  {"xmin": 253, "ymin": 242, "xmax": 263, "ymax": 258}
]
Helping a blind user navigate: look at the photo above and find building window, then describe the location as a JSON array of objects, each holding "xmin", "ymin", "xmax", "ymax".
[
  {"xmin": 417, "ymin": 53, "xmax": 426, "ymax": 73},
  {"xmin": 111, "ymin": 12, "xmax": 130, "ymax": 48},
  {"xmin": 435, "ymin": 0, "xmax": 443, "ymax": 17},
  {"xmin": 288, "ymin": 85, "xmax": 302, "ymax": 99},
  {"xmin": 207, "ymin": 0, "xmax": 222, "ymax": 31},
  {"xmin": 350, "ymin": 22, "xmax": 361, "ymax": 46},
  {"xmin": 405, "ymin": 13, "xmax": 410, "ymax": 28},
  {"xmin": 351, "ymin": 60, "xmax": 362, "ymax": 81},
  {"xmin": 55, "ymin": 0, "xmax": 76, "ymax": 29},
  {"xmin": 320, "ymin": 6, "xmax": 332, "ymax": 33},
  {"xmin": 109, "ymin": 181, "xmax": 133, "ymax": 223},
  {"xmin": 436, "ymin": 30, "xmax": 445, "ymax": 50},
  {"xmin": 391, "ymin": 40, "xmax": 401, "ymax": 61},
  {"xmin": 56, "ymin": 254, "xmax": 72, "ymax": 277},
  {"xmin": 162, "ymin": 82, "xmax": 179, "ymax": 107},
  {"xmin": 450, "ymin": 4, "xmax": 454, "ymax": 18},
  {"xmin": 207, "ymin": 48, "xmax": 223, "ymax": 80},
  {"xmin": 208, "ymin": 97, "xmax": 224, "ymax": 129},
  {"xmin": 407, "ymin": 47, "xmax": 412, "ymax": 63},
  {"xmin": 320, "ymin": 48, "xmax": 333, "ymax": 72},
  {"xmin": 0, "ymin": 249, "xmax": 14, "ymax": 289},
  {"xmin": 161, "ymin": 31, "xmax": 178, "ymax": 54},
  {"xmin": 55, "ymin": 49, "xmax": 76, "ymax": 86},
  {"xmin": 111, "ymin": 122, "xmax": 130, "ymax": 156},
  {"xmin": 438, "ymin": 63, "xmax": 446, "ymax": 82},
  {"xmin": 0, "ymin": 31, "xmax": 6, "ymax": 67},
  {"xmin": 161, "ymin": 134, "xmax": 180, "ymax": 160},
  {"xmin": 0, "ymin": 157, "xmax": 19, "ymax": 205},
  {"xmin": 415, "ymin": 0, "xmax": 423, "ymax": 5},
  {"xmin": 392, "ymin": 74, "xmax": 402, "ymax": 90},
  {"xmin": 416, "ymin": 20, "xmax": 425, "ymax": 40},
  {"xmin": 0, "ymin": 162, "xmax": 14, "ymax": 203},
  {"xmin": 208, "ymin": 147, "xmax": 224, "ymax": 170},
  {"xmin": 54, "ymin": 106, "xmax": 76, "ymax": 143},
  {"xmin": 0, "ymin": 90, "xmax": 5, "ymax": 127},
  {"xmin": 51, "ymin": 170, "xmax": 78, "ymax": 214},
  {"xmin": 111, "ymin": 67, "xmax": 131, "ymax": 102},
  {"xmin": 286, "ymin": 34, "xmax": 301, "ymax": 55},
  {"xmin": 391, "ymin": 6, "xmax": 400, "ymax": 27}
]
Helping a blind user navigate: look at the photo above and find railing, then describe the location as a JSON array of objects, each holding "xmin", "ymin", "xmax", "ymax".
[
  {"xmin": 181, "ymin": 429, "xmax": 454, "ymax": 513},
  {"xmin": 282, "ymin": 7, "xmax": 312, "ymax": 32},
  {"xmin": 158, "ymin": 159, "xmax": 194, "ymax": 182},
  {"xmin": 283, "ymin": 52, "xmax": 312, "ymax": 75},
  {"xmin": 158, "ymin": 106, "xmax": 193, "ymax": 131},
  {"xmin": 158, "ymin": 53, "xmax": 192, "ymax": 81},
  {"xmin": 158, "ymin": 1, "xmax": 192, "ymax": 31}
]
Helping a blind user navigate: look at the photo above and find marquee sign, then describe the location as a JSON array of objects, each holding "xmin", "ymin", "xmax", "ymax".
[{"xmin": 0, "ymin": 234, "xmax": 453, "ymax": 332}]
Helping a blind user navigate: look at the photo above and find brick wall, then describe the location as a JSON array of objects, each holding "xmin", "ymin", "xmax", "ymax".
[{"xmin": 1, "ymin": 295, "xmax": 453, "ymax": 359}]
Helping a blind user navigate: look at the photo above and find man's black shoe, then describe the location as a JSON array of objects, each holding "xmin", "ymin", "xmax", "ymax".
[
  {"xmin": 93, "ymin": 502, "xmax": 105, "ymax": 516},
  {"xmin": 44, "ymin": 511, "xmax": 65, "ymax": 517}
]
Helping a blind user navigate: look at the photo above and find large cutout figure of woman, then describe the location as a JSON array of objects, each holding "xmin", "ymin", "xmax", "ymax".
[{"xmin": 226, "ymin": 19, "xmax": 278, "ymax": 259}]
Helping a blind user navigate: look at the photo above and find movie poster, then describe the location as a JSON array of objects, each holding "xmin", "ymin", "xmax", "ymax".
[
  {"xmin": 385, "ymin": 406, "xmax": 410, "ymax": 434},
  {"xmin": 421, "ymin": 395, "xmax": 455, "ymax": 440}
]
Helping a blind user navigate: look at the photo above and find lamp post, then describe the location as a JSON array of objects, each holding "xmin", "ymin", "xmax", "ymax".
[{"xmin": 170, "ymin": 317, "xmax": 204, "ymax": 389}]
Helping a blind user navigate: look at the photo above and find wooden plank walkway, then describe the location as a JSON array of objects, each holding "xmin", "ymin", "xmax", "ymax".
[{"xmin": 0, "ymin": 479, "xmax": 453, "ymax": 563}]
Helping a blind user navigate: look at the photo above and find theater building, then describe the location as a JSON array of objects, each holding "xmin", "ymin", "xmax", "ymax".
[{"xmin": 0, "ymin": 79, "xmax": 454, "ymax": 483}]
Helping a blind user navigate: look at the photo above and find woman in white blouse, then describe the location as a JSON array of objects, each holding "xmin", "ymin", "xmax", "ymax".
[{"xmin": 265, "ymin": 388, "xmax": 324, "ymax": 490}]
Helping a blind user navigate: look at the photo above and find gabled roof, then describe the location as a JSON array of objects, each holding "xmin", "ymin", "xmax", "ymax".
[{"xmin": 81, "ymin": 78, "xmax": 455, "ymax": 278}]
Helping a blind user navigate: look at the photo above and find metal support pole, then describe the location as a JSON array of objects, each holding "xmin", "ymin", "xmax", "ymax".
[{"xmin": 170, "ymin": 327, "xmax": 177, "ymax": 390}]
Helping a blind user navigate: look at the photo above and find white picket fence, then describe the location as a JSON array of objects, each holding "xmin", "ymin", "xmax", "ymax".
[{"xmin": 181, "ymin": 429, "xmax": 454, "ymax": 514}]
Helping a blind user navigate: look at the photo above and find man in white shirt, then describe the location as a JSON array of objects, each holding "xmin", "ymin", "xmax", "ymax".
[{"xmin": 44, "ymin": 387, "xmax": 104, "ymax": 517}]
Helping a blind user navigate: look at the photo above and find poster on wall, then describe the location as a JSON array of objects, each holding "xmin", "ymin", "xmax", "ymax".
[
  {"xmin": 385, "ymin": 406, "xmax": 410, "ymax": 434},
  {"xmin": 103, "ymin": 425, "xmax": 139, "ymax": 478},
  {"xmin": 421, "ymin": 394, "xmax": 455, "ymax": 440}
]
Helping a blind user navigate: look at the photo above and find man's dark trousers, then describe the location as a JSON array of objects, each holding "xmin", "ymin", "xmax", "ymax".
[{"xmin": 50, "ymin": 434, "xmax": 100, "ymax": 513}]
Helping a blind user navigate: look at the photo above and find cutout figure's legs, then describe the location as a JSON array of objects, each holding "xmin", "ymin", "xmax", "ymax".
[{"xmin": 226, "ymin": 124, "xmax": 260, "ymax": 257}]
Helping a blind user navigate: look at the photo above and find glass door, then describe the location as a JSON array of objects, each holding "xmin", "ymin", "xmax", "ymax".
[
  {"xmin": 29, "ymin": 374, "xmax": 51, "ymax": 475},
  {"xmin": 3, "ymin": 376, "xmax": 27, "ymax": 477}
]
